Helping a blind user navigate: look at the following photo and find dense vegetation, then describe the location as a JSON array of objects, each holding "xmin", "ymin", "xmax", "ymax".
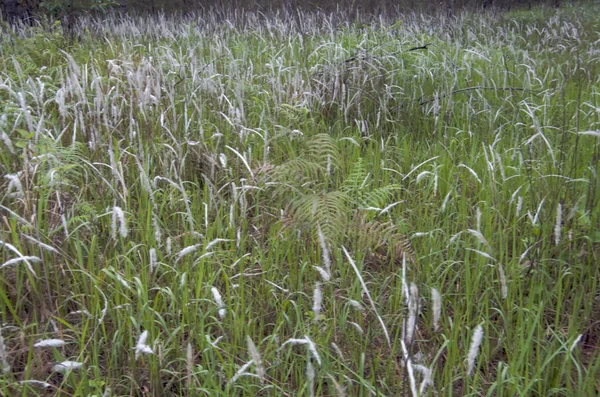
[
  {"xmin": 0, "ymin": 3, "xmax": 599, "ymax": 396},
  {"xmin": 0, "ymin": 0, "xmax": 568, "ymax": 23}
]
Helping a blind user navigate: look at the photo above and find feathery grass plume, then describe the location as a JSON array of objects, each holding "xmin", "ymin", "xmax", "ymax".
[
  {"xmin": 229, "ymin": 360, "xmax": 254, "ymax": 385},
  {"xmin": 21, "ymin": 235, "xmax": 59, "ymax": 253},
  {"xmin": 400, "ymin": 339, "xmax": 419, "ymax": 397},
  {"xmin": 313, "ymin": 282, "xmax": 323, "ymax": 321},
  {"xmin": 458, "ymin": 163, "xmax": 482, "ymax": 184},
  {"xmin": 476, "ymin": 207, "xmax": 482, "ymax": 232},
  {"xmin": 149, "ymin": 248, "xmax": 157, "ymax": 273},
  {"xmin": 327, "ymin": 373, "xmax": 346, "ymax": 397},
  {"xmin": 413, "ymin": 364, "xmax": 433, "ymax": 395},
  {"xmin": 205, "ymin": 238, "xmax": 234, "ymax": 251},
  {"xmin": 346, "ymin": 299, "xmax": 364, "ymax": 311},
  {"xmin": 404, "ymin": 283, "xmax": 419, "ymax": 345},
  {"xmin": 466, "ymin": 248, "xmax": 496, "ymax": 261},
  {"xmin": 1, "ymin": 256, "xmax": 41, "ymax": 270},
  {"xmin": 348, "ymin": 322, "xmax": 364, "ymax": 335},
  {"xmin": 307, "ymin": 361, "xmax": 315, "ymax": 397},
  {"xmin": 166, "ymin": 237, "xmax": 172, "ymax": 255},
  {"xmin": 554, "ymin": 203, "xmax": 562, "ymax": 246},
  {"xmin": 431, "ymin": 288, "xmax": 442, "ymax": 332},
  {"xmin": 304, "ymin": 336, "xmax": 321, "ymax": 366},
  {"xmin": 577, "ymin": 130, "xmax": 600, "ymax": 137},
  {"xmin": 52, "ymin": 361, "xmax": 83, "ymax": 373},
  {"xmin": 281, "ymin": 337, "xmax": 321, "ymax": 365},
  {"xmin": 134, "ymin": 330, "xmax": 154, "ymax": 360},
  {"xmin": 516, "ymin": 196, "xmax": 523, "ymax": 217},
  {"xmin": 313, "ymin": 266, "xmax": 331, "ymax": 282},
  {"xmin": 5, "ymin": 173, "xmax": 24, "ymax": 198},
  {"xmin": 570, "ymin": 334, "xmax": 583, "ymax": 353},
  {"xmin": 416, "ymin": 170, "xmax": 432, "ymax": 184},
  {"xmin": 152, "ymin": 214, "xmax": 162, "ymax": 245},
  {"xmin": 466, "ymin": 229, "xmax": 492, "ymax": 253},
  {"xmin": 401, "ymin": 254, "xmax": 410, "ymax": 304},
  {"xmin": 34, "ymin": 339, "xmax": 66, "ymax": 348},
  {"xmin": 498, "ymin": 263, "xmax": 508, "ymax": 299},
  {"xmin": 441, "ymin": 190, "xmax": 452, "ymax": 213},
  {"xmin": 467, "ymin": 324, "xmax": 484, "ymax": 376},
  {"xmin": 247, "ymin": 336, "xmax": 265, "ymax": 384},
  {"xmin": 19, "ymin": 380, "xmax": 53, "ymax": 389},
  {"xmin": 111, "ymin": 206, "xmax": 128, "ymax": 240},
  {"xmin": 211, "ymin": 287, "xmax": 227, "ymax": 319},
  {"xmin": 177, "ymin": 244, "xmax": 202, "ymax": 260},
  {"xmin": 317, "ymin": 224, "xmax": 332, "ymax": 277},
  {"xmin": 0, "ymin": 240, "xmax": 38, "ymax": 276},
  {"xmin": 0, "ymin": 328, "xmax": 9, "ymax": 374},
  {"xmin": 331, "ymin": 342, "xmax": 344, "ymax": 361},
  {"xmin": 343, "ymin": 247, "xmax": 392, "ymax": 348},
  {"xmin": 0, "ymin": 131, "xmax": 15, "ymax": 154}
]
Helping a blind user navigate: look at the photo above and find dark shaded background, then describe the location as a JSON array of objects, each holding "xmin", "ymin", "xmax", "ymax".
[{"xmin": 1, "ymin": 0, "xmax": 567, "ymax": 23}]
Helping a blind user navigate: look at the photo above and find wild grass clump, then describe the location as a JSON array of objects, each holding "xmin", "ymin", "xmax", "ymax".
[{"xmin": 0, "ymin": 4, "xmax": 599, "ymax": 396}]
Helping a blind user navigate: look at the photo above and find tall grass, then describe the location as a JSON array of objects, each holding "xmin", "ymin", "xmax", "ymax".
[{"xmin": 0, "ymin": 4, "xmax": 599, "ymax": 396}]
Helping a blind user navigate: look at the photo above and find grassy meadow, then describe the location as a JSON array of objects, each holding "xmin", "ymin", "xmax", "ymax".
[{"xmin": 0, "ymin": 4, "xmax": 599, "ymax": 396}]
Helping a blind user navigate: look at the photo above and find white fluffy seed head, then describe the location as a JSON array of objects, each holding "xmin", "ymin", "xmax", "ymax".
[
  {"xmin": 498, "ymin": 263, "xmax": 508, "ymax": 300},
  {"xmin": 404, "ymin": 283, "xmax": 419, "ymax": 345},
  {"xmin": 135, "ymin": 330, "xmax": 154, "ymax": 360},
  {"xmin": 307, "ymin": 361, "xmax": 315, "ymax": 397},
  {"xmin": 149, "ymin": 248, "xmax": 157, "ymax": 273},
  {"xmin": 431, "ymin": 288, "xmax": 442, "ymax": 332},
  {"xmin": 0, "ymin": 329, "xmax": 9, "ymax": 374},
  {"xmin": 211, "ymin": 287, "xmax": 226, "ymax": 319},
  {"xmin": 111, "ymin": 206, "xmax": 128, "ymax": 240},
  {"xmin": 312, "ymin": 282, "xmax": 323, "ymax": 321},
  {"xmin": 34, "ymin": 339, "xmax": 66, "ymax": 348},
  {"xmin": 467, "ymin": 324, "xmax": 484, "ymax": 376},
  {"xmin": 52, "ymin": 361, "xmax": 83, "ymax": 373},
  {"xmin": 317, "ymin": 224, "xmax": 331, "ymax": 276},
  {"xmin": 247, "ymin": 336, "xmax": 264, "ymax": 383}
]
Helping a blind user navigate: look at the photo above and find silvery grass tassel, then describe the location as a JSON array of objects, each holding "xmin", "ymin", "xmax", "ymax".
[
  {"xmin": 404, "ymin": 283, "xmax": 418, "ymax": 345},
  {"xmin": 149, "ymin": 248, "xmax": 157, "ymax": 273},
  {"xmin": 34, "ymin": 339, "xmax": 66, "ymax": 348},
  {"xmin": 431, "ymin": 288, "xmax": 442, "ymax": 332},
  {"xmin": 111, "ymin": 206, "xmax": 128, "ymax": 240},
  {"xmin": 211, "ymin": 287, "xmax": 227, "ymax": 319},
  {"xmin": 247, "ymin": 336, "xmax": 265, "ymax": 384},
  {"xmin": 52, "ymin": 361, "xmax": 83, "ymax": 373},
  {"xmin": 135, "ymin": 330, "xmax": 154, "ymax": 360},
  {"xmin": 467, "ymin": 324, "xmax": 484, "ymax": 376},
  {"xmin": 313, "ymin": 282, "xmax": 323, "ymax": 321},
  {"xmin": 314, "ymin": 224, "xmax": 331, "ymax": 281},
  {"xmin": 307, "ymin": 361, "xmax": 315, "ymax": 397},
  {"xmin": 327, "ymin": 373, "xmax": 346, "ymax": 397},
  {"xmin": 0, "ymin": 328, "xmax": 9, "ymax": 374}
]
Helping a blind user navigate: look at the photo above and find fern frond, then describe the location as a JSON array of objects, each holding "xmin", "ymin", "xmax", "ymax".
[
  {"xmin": 270, "ymin": 158, "xmax": 326, "ymax": 187},
  {"xmin": 351, "ymin": 213, "xmax": 415, "ymax": 268},
  {"xmin": 304, "ymin": 133, "xmax": 340, "ymax": 169},
  {"xmin": 342, "ymin": 157, "xmax": 368, "ymax": 193},
  {"xmin": 291, "ymin": 191, "xmax": 350, "ymax": 243},
  {"xmin": 361, "ymin": 184, "xmax": 401, "ymax": 208}
]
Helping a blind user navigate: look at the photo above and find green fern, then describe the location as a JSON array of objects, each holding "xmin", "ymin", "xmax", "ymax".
[
  {"xmin": 270, "ymin": 158, "xmax": 326, "ymax": 186},
  {"xmin": 303, "ymin": 133, "xmax": 340, "ymax": 169},
  {"xmin": 362, "ymin": 184, "xmax": 401, "ymax": 209},
  {"xmin": 351, "ymin": 214, "xmax": 415, "ymax": 266},
  {"xmin": 342, "ymin": 157, "xmax": 368, "ymax": 193},
  {"xmin": 290, "ymin": 191, "xmax": 350, "ymax": 242}
]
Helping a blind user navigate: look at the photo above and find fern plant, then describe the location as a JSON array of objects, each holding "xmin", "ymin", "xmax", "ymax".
[{"xmin": 261, "ymin": 134, "xmax": 413, "ymax": 265}]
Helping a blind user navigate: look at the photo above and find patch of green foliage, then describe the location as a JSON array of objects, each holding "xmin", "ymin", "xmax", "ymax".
[{"xmin": 0, "ymin": 3, "xmax": 599, "ymax": 396}]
